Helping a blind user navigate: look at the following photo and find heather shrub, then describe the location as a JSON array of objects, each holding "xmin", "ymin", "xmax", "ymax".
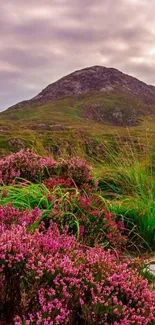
[
  {"xmin": 59, "ymin": 157, "xmax": 93, "ymax": 184},
  {"xmin": 0, "ymin": 198, "xmax": 126, "ymax": 250},
  {"xmin": 0, "ymin": 151, "xmax": 93, "ymax": 186},
  {"xmin": 47, "ymin": 191, "xmax": 127, "ymax": 249},
  {"xmin": 0, "ymin": 222, "xmax": 154, "ymax": 324},
  {"xmin": 44, "ymin": 177, "xmax": 73, "ymax": 189},
  {"xmin": 0, "ymin": 204, "xmax": 41, "ymax": 228},
  {"xmin": 0, "ymin": 183, "xmax": 127, "ymax": 249},
  {"xmin": 0, "ymin": 149, "xmax": 57, "ymax": 185}
]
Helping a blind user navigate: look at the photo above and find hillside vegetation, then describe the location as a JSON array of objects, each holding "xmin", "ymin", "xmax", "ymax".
[
  {"xmin": 1, "ymin": 91, "xmax": 155, "ymax": 161},
  {"xmin": 0, "ymin": 66, "xmax": 155, "ymax": 324},
  {"xmin": 0, "ymin": 149, "xmax": 155, "ymax": 324}
]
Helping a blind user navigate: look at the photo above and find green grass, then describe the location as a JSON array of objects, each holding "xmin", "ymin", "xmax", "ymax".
[
  {"xmin": 0, "ymin": 91, "xmax": 155, "ymax": 159},
  {"xmin": 94, "ymin": 141, "xmax": 155, "ymax": 250},
  {"xmin": 0, "ymin": 183, "xmax": 52, "ymax": 210}
]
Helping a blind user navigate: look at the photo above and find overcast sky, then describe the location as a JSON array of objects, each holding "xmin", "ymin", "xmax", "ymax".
[{"xmin": 0, "ymin": 0, "xmax": 155, "ymax": 111}]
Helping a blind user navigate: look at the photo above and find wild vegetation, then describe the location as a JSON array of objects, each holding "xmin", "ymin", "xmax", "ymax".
[
  {"xmin": 0, "ymin": 147, "xmax": 155, "ymax": 324},
  {"xmin": 1, "ymin": 66, "xmax": 155, "ymax": 323},
  {"xmin": 0, "ymin": 91, "xmax": 155, "ymax": 159}
]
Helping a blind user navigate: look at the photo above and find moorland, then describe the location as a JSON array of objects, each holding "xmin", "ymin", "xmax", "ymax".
[{"xmin": 0, "ymin": 66, "xmax": 155, "ymax": 324}]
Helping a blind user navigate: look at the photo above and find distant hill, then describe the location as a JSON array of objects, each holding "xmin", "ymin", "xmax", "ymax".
[
  {"xmin": 9, "ymin": 65, "xmax": 155, "ymax": 108},
  {"xmin": 1, "ymin": 65, "xmax": 155, "ymax": 158}
]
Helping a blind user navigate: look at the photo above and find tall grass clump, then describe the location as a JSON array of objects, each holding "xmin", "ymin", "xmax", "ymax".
[
  {"xmin": 95, "ymin": 135, "xmax": 155, "ymax": 249},
  {"xmin": 0, "ymin": 183, "xmax": 52, "ymax": 210}
]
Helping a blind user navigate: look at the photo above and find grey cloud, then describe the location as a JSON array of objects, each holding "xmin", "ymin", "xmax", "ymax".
[
  {"xmin": 0, "ymin": 49, "xmax": 55, "ymax": 69},
  {"xmin": 0, "ymin": 0, "xmax": 155, "ymax": 111}
]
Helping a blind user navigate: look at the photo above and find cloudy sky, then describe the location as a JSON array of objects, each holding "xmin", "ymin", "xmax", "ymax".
[{"xmin": 0, "ymin": 0, "xmax": 155, "ymax": 111}]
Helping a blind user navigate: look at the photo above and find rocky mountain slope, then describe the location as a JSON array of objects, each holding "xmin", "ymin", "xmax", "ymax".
[
  {"xmin": 1, "ymin": 65, "xmax": 155, "ymax": 158},
  {"xmin": 9, "ymin": 65, "xmax": 155, "ymax": 109}
]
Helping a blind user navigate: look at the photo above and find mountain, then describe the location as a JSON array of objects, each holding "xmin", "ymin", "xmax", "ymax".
[
  {"xmin": 1, "ymin": 65, "xmax": 155, "ymax": 158},
  {"xmin": 9, "ymin": 65, "xmax": 155, "ymax": 109}
]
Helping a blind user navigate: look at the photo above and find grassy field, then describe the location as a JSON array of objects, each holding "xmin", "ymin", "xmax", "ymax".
[{"xmin": 0, "ymin": 91, "xmax": 155, "ymax": 159}]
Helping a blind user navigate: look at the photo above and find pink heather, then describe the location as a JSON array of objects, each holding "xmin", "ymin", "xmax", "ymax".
[{"xmin": 0, "ymin": 222, "xmax": 154, "ymax": 324}]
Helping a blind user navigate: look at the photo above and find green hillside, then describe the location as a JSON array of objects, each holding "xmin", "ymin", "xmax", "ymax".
[{"xmin": 0, "ymin": 91, "xmax": 155, "ymax": 161}]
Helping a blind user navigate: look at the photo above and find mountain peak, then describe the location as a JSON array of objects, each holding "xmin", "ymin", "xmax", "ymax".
[{"xmin": 9, "ymin": 65, "xmax": 155, "ymax": 109}]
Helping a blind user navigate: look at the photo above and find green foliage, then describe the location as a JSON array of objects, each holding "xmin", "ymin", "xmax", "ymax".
[
  {"xmin": 0, "ymin": 182, "xmax": 127, "ymax": 249},
  {"xmin": 96, "ymin": 140, "xmax": 155, "ymax": 250},
  {"xmin": 0, "ymin": 183, "xmax": 51, "ymax": 209}
]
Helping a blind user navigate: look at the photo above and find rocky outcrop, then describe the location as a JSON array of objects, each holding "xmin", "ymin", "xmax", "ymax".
[
  {"xmin": 8, "ymin": 138, "xmax": 25, "ymax": 150},
  {"xmin": 149, "ymin": 264, "xmax": 155, "ymax": 276},
  {"xmin": 83, "ymin": 103, "xmax": 140, "ymax": 126},
  {"xmin": 30, "ymin": 124, "xmax": 66, "ymax": 131}
]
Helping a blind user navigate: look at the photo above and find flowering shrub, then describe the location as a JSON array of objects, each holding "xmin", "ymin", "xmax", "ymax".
[
  {"xmin": 0, "ymin": 150, "xmax": 93, "ymax": 185},
  {"xmin": 59, "ymin": 157, "xmax": 93, "ymax": 184},
  {"xmin": 0, "ymin": 149, "xmax": 57, "ymax": 184},
  {"xmin": 0, "ymin": 204, "xmax": 41, "ymax": 228},
  {"xmin": 44, "ymin": 177, "xmax": 73, "ymax": 189},
  {"xmin": 0, "ymin": 222, "xmax": 154, "ymax": 324},
  {"xmin": 0, "ymin": 196, "xmax": 126, "ymax": 249},
  {"xmin": 49, "ymin": 192, "xmax": 127, "ymax": 249}
]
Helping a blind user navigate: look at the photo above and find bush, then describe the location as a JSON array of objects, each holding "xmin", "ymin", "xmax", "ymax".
[
  {"xmin": 49, "ymin": 192, "xmax": 127, "ymax": 249},
  {"xmin": 0, "ymin": 222, "xmax": 155, "ymax": 325},
  {"xmin": 0, "ymin": 149, "xmax": 56, "ymax": 185},
  {"xmin": 44, "ymin": 177, "xmax": 73, "ymax": 189},
  {"xmin": 0, "ymin": 200, "xmax": 127, "ymax": 250},
  {"xmin": 0, "ymin": 204, "xmax": 41, "ymax": 228},
  {"xmin": 59, "ymin": 157, "xmax": 93, "ymax": 185},
  {"xmin": 0, "ymin": 150, "xmax": 93, "ymax": 186}
]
